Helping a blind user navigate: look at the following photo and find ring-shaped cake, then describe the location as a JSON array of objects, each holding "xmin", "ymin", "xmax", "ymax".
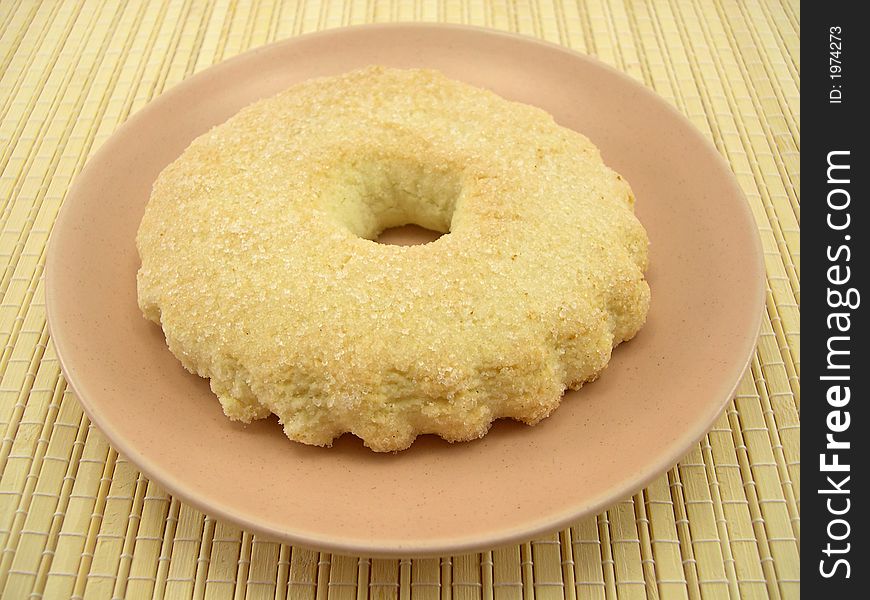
[{"xmin": 136, "ymin": 67, "xmax": 650, "ymax": 452}]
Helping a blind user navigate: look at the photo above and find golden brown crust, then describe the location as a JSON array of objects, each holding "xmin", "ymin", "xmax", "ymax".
[{"xmin": 136, "ymin": 66, "xmax": 650, "ymax": 452}]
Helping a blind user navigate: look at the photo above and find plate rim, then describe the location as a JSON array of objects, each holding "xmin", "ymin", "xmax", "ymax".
[{"xmin": 45, "ymin": 22, "xmax": 766, "ymax": 557}]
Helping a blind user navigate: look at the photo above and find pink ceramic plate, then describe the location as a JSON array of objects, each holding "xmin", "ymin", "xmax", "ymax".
[{"xmin": 45, "ymin": 24, "xmax": 764, "ymax": 556}]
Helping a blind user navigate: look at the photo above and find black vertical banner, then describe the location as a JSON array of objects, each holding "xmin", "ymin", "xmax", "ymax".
[{"xmin": 804, "ymin": 3, "xmax": 865, "ymax": 596}]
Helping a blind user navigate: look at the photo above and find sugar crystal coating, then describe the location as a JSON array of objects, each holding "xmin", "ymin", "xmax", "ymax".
[{"xmin": 136, "ymin": 66, "xmax": 650, "ymax": 452}]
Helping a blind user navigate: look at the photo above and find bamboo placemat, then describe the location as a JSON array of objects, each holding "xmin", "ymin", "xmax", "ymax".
[{"xmin": 0, "ymin": 1, "xmax": 799, "ymax": 598}]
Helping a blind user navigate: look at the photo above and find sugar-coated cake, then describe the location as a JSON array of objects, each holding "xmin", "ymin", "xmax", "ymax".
[{"xmin": 136, "ymin": 66, "xmax": 650, "ymax": 452}]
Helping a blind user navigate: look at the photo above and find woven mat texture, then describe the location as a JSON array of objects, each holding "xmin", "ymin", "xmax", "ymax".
[{"xmin": 0, "ymin": 1, "xmax": 799, "ymax": 598}]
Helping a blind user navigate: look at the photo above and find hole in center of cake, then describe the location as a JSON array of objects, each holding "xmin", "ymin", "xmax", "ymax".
[
  {"xmin": 375, "ymin": 224, "xmax": 446, "ymax": 246},
  {"xmin": 322, "ymin": 157, "xmax": 461, "ymax": 243}
]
